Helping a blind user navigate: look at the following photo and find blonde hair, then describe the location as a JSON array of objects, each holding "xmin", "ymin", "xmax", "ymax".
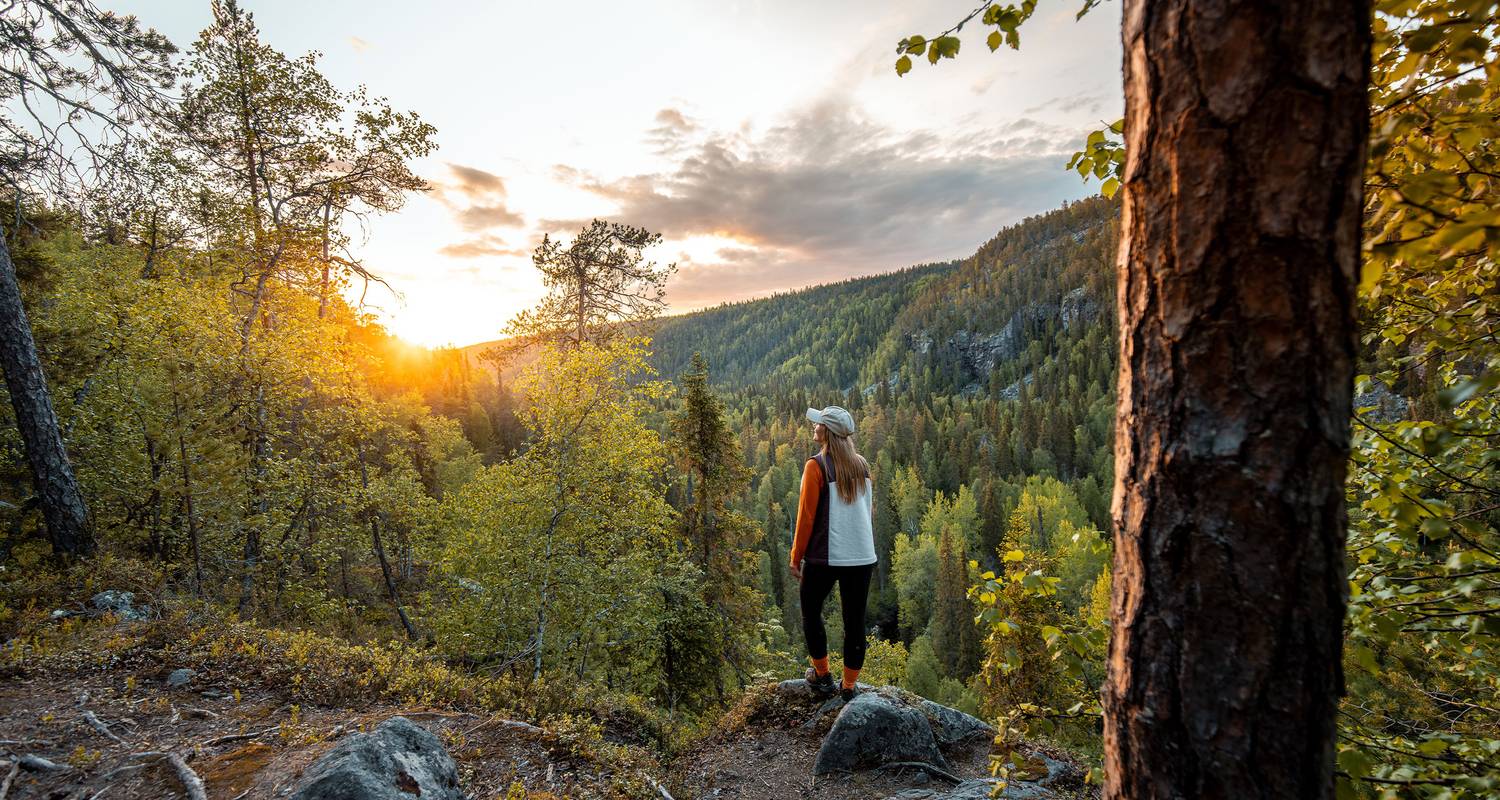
[{"xmin": 825, "ymin": 431, "xmax": 870, "ymax": 503}]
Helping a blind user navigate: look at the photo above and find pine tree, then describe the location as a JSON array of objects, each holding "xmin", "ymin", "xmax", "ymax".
[
  {"xmin": 931, "ymin": 526, "xmax": 979, "ymax": 679},
  {"xmin": 668, "ymin": 352, "xmax": 765, "ymax": 692}
]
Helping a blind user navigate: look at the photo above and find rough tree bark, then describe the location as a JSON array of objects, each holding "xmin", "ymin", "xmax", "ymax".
[
  {"xmin": 1106, "ymin": 2, "xmax": 1369, "ymax": 798},
  {"xmin": 0, "ymin": 234, "xmax": 93, "ymax": 557}
]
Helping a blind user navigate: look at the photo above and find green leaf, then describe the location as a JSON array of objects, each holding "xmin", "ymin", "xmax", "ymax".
[
  {"xmin": 1338, "ymin": 746, "xmax": 1373, "ymax": 780},
  {"xmin": 1101, "ymin": 177, "xmax": 1120, "ymax": 198},
  {"xmin": 987, "ymin": 30, "xmax": 1003, "ymax": 52},
  {"xmin": 895, "ymin": 56, "xmax": 912, "ymax": 77},
  {"xmin": 1004, "ymin": 549, "xmax": 1025, "ymax": 562}
]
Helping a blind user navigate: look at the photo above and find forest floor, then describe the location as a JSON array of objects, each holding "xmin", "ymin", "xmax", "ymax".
[
  {"xmin": 668, "ymin": 682, "xmax": 1091, "ymax": 800},
  {"xmin": 0, "ymin": 611, "xmax": 1093, "ymax": 799},
  {"xmin": 0, "ymin": 669, "xmax": 641, "ymax": 799}
]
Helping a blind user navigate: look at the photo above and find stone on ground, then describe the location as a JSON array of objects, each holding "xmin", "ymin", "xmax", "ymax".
[
  {"xmin": 289, "ymin": 716, "xmax": 463, "ymax": 800},
  {"xmin": 90, "ymin": 590, "xmax": 149, "ymax": 621},
  {"xmin": 165, "ymin": 668, "xmax": 195, "ymax": 688},
  {"xmin": 813, "ymin": 690, "xmax": 948, "ymax": 775}
]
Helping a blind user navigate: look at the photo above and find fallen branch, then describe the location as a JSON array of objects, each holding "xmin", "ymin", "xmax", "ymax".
[
  {"xmin": 643, "ymin": 774, "xmax": 675, "ymax": 800},
  {"xmin": 204, "ymin": 726, "xmax": 280, "ymax": 748},
  {"xmin": 462, "ymin": 716, "xmax": 544, "ymax": 737},
  {"xmin": 17, "ymin": 753, "xmax": 69, "ymax": 772},
  {"xmin": 82, "ymin": 711, "xmax": 128, "ymax": 745},
  {"xmin": 132, "ymin": 752, "xmax": 207, "ymax": 800},
  {"xmin": 0, "ymin": 760, "xmax": 19, "ymax": 800},
  {"xmin": 874, "ymin": 761, "xmax": 963, "ymax": 784}
]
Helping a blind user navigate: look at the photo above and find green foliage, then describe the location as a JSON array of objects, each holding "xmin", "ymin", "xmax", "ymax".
[
  {"xmin": 971, "ymin": 544, "xmax": 1106, "ymax": 780},
  {"xmin": 894, "ymin": 2, "xmax": 1038, "ymax": 76},
  {"xmin": 1338, "ymin": 6, "xmax": 1500, "ymax": 797},
  {"xmin": 892, "ymin": 531, "xmax": 939, "ymax": 640},
  {"xmin": 426, "ymin": 339, "xmax": 680, "ymax": 691},
  {"xmin": 497, "ymin": 220, "xmax": 676, "ymax": 357},
  {"xmin": 1066, "ymin": 119, "xmax": 1125, "ymax": 197},
  {"xmin": 665, "ymin": 352, "xmax": 777, "ymax": 701},
  {"xmin": 895, "ymin": 4, "xmax": 1500, "ymax": 796}
]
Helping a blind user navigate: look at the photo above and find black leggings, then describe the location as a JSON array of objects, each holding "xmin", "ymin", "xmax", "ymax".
[{"xmin": 800, "ymin": 562, "xmax": 875, "ymax": 670}]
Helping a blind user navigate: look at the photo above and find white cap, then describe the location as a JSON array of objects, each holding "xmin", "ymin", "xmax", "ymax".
[{"xmin": 806, "ymin": 405, "xmax": 855, "ymax": 437}]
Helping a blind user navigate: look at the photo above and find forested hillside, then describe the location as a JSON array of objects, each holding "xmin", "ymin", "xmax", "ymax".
[{"xmin": 642, "ymin": 195, "xmax": 1121, "ymax": 725}]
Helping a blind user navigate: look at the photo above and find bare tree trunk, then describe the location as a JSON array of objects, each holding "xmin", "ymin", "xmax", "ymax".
[
  {"xmin": 238, "ymin": 385, "xmax": 268, "ymax": 617},
  {"xmin": 318, "ymin": 199, "xmax": 332, "ymax": 318},
  {"xmin": 359, "ymin": 447, "xmax": 416, "ymax": 640},
  {"xmin": 170, "ymin": 377, "xmax": 204, "ymax": 595},
  {"xmin": 0, "ymin": 234, "xmax": 92, "ymax": 558},
  {"xmin": 1105, "ymin": 2, "xmax": 1369, "ymax": 798}
]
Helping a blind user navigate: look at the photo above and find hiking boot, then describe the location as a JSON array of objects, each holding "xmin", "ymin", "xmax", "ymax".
[
  {"xmin": 804, "ymin": 667, "xmax": 835, "ymax": 695},
  {"xmin": 839, "ymin": 682, "xmax": 860, "ymax": 702}
]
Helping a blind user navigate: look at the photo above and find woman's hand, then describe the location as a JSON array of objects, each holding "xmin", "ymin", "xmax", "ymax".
[{"xmin": 790, "ymin": 560, "xmax": 803, "ymax": 584}]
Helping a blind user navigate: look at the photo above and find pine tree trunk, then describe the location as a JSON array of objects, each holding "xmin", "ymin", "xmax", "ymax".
[
  {"xmin": 1105, "ymin": 2, "xmax": 1369, "ymax": 798},
  {"xmin": 0, "ymin": 234, "xmax": 93, "ymax": 558}
]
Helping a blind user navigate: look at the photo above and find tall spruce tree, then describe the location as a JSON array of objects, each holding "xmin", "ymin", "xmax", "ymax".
[
  {"xmin": 668, "ymin": 352, "xmax": 764, "ymax": 692},
  {"xmin": 931, "ymin": 525, "xmax": 979, "ymax": 679}
]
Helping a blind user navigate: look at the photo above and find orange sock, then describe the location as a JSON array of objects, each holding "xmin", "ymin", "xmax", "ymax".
[
  {"xmin": 842, "ymin": 667, "xmax": 860, "ymax": 689},
  {"xmin": 811, "ymin": 656, "xmax": 830, "ymax": 676}
]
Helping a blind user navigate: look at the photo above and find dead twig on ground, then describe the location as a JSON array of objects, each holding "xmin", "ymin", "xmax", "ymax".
[
  {"xmin": 204, "ymin": 725, "xmax": 280, "ymax": 748},
  {"xmin": 644, "ymin": 774, "xmax": 676, "ymax": 800},
  {"xmin": 462, "ymin": 716, "xmax": 544, "ymax": 738},
  {"xmin": 0, "ymin": 760, "xmax": 20, "ymax": 800},
  {"xmin": 82, "ymin": 711, "xmax": 128, "ymax": 745},
  {"xmin": 132, "ymin": 752, "xmax": 207, "ymax": 800}
]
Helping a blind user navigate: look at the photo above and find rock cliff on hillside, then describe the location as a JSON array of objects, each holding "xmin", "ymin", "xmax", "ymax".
[{"xmin": 892, "ymin": 286, "xmax": 1101, "ymax": 397}]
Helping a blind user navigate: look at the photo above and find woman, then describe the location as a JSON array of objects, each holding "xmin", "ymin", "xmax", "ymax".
[{"xmin": 789, "ymin": 404, "xmax": 877, "ymax": 700}]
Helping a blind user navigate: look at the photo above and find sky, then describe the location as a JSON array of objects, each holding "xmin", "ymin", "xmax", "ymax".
[{"xmin": 115, "ymin": 1, "xmax": 1123, "ymax": 347}]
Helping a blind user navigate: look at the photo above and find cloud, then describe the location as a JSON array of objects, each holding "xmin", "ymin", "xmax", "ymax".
[
  {"xmin": 438, "ymin": 235, "xmax": 528, "ymax": 259},
  {"xmin": 445, "ymin": 163, "xmax": 507, "ymax": 198},
  {"xmin": 431, "ymin": 163, "xmax": 526, "ymax": 256},
  {"xmin": 547, "ymin": 97, "xmax": 1092, "ymax": 306},
  {"xmin": 455, "ymin": 204, "xmax": 525, "ymax": 231},
  {"xmin": 1023, "ymin": 92, "xmax": 1108, "ymax": 116},
  {"xmin": 646, "ymin": 107, "xmax": 699, "ymax": 155},
  {"xmin": 349, "ymin": 36, "xmax": 371, "ymax": 52}
]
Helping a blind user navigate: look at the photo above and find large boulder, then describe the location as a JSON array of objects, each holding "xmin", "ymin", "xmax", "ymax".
[
  {"xmin": 813, "ymin": 691, "xmax": 947, "ymax": 775},
  {"xmin": 918, "ymin": 699, "xmax": 993, "ymax": 748},
  {"xmin": 289, "ymin": 716, "xmax": 463, "ymax": 800}
]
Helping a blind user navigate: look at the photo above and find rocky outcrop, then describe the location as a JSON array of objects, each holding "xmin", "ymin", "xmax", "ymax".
[
  {"xmin": 764, "ymin": 679, "xmax": 1076, "ymax": 798},
  {"xmin": 918, "ymin": 699, "xmax": 993, "ymax": 748},
  {"xmin": 165, "ymin": 668, "xmax": 195, "ymax": 688},
  {"xmin": 917, "ymin": 286, "xmax": 1101, "ymax": 384},
  {"xmin": 1059, "ymin": 286, "xmax": 1098, "ymax": 331},
  {"xmin": 813, "ymin": 691, "xmax": 949, "ymax": 775},
  {"xmin": 289, "ymin": 716, "xmax": 463, "ymax": 800}
]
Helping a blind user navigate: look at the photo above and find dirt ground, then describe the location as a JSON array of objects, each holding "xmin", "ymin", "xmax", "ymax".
[
  {"xmin": 667, "ymin": 685, "xmax": 1084, "ymax": 800},
  {"xmin": 0, "ymin": 641, "xmax": 1086, "ymax": 800},
  {"xmin": 0, "ymin": 670, "xmax": 634, "ymax": 799}
]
